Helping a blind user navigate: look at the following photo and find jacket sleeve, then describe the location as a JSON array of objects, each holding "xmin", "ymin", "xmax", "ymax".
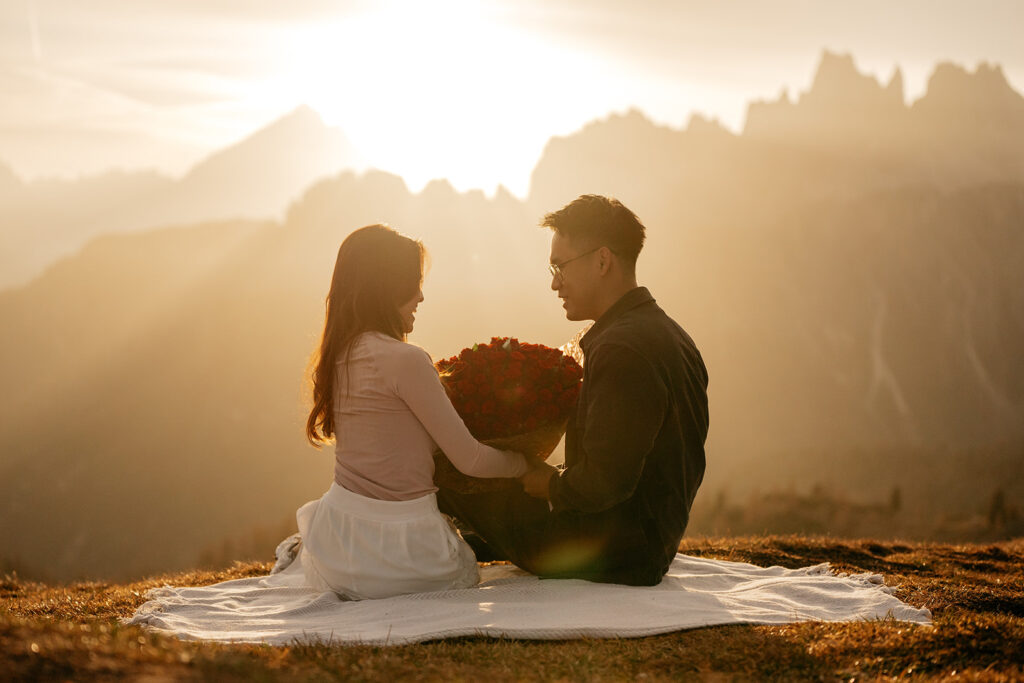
[
  {"xmin": 549, "ymin": 342, "xmax": 667, "ymax": 513},
  {"xmin": 392, "ymin": 345, "xmax": 528, "ymax": 479}
]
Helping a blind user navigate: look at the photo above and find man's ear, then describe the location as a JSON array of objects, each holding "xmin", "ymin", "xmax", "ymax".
[{"xmin": 597, "ymin": 246, "xmax": 614, "ymax": 275}]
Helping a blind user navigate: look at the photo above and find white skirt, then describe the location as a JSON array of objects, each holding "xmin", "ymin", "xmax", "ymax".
[{"xmin": 295, "ymin": 482, "xmax": 480, "ymax": 600}]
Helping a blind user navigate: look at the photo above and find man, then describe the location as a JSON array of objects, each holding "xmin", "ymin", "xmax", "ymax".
[{"xmin": 438, "ymin": 194, "xmax": 709, "ymax": 585}]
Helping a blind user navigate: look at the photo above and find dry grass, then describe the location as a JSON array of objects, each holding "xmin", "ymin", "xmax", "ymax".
[{"xmin": 2, "ymin": 535, "xmax": 1022, "ymax": 682}]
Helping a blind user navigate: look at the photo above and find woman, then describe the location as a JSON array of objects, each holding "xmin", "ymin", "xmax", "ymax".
[{"xmin": 294, "ymin": 224, "xmax": 527, "ymax": 599}]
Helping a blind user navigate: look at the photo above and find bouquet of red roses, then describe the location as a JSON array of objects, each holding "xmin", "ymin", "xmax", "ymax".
[{"xmin": 432, "ymin": 336, "xmax": 583, "ymax": 493}]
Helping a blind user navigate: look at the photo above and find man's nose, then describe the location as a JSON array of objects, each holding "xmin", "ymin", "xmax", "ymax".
[{"xmin": 550, "ymin": 274, "xmax": 560, "ymax": 291}]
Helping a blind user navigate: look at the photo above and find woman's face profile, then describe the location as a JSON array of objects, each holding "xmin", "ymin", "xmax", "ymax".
[{"xmin": 397, "ymin": 287, "xmax": 424, "ymax": 334}]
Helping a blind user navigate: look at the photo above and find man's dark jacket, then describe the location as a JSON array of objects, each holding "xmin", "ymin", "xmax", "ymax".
[{"xmin": 548, "ymin": 286, "xmax": 709, "ymax": 584}]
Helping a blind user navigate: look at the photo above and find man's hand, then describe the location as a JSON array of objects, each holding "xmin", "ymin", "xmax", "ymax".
[{"xmin": 520, "ymin": 460, "xmax": 558, "ymax": 499}]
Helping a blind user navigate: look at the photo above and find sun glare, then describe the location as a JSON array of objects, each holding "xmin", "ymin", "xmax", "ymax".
[{"xmin": 256, "ymin": 0, "xmax": 657, "ymax": 196}]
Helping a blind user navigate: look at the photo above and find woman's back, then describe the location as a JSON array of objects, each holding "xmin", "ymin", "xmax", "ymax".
[{"xmin": 333, "ymin": 332, "xmax": 437, "ymax": 500}]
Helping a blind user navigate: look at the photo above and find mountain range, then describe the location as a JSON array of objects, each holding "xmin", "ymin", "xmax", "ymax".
[
  {"xmin": 1, "ymin": 51, "xmax": 1022, "ymax": 580},
  {"xmin": 528, "ymin": 52, "xmax": 1024, "ymax": 214},
  {"xmin": 0, "ymin": 105, "xmax": 366, "ymax": 290}
]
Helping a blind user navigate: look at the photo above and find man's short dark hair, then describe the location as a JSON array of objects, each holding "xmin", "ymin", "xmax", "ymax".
[{"xmin": 541, "ymin": 194, "xmax": 646, "ymax": 268}]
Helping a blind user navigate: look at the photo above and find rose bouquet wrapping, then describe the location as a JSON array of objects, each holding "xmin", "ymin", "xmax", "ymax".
[{"xmin": 432, "ymin": 336, "xmax": 583, "ymax": 493}]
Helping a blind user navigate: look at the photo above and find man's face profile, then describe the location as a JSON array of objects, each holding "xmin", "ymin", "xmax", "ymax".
[{"xmin": 549, "ymin": 232, "xmax": 598, "ymax": 321}]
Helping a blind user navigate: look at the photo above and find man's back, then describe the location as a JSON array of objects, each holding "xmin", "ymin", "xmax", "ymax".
[{"xmin": 550, "ymin": 286, "xmax": 709, "ymax": 583}]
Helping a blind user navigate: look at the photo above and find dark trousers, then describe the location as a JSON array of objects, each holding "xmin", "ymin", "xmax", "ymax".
[{"xmin": 437, "ymin": 485, "xmax": 664, "ymax": 586}]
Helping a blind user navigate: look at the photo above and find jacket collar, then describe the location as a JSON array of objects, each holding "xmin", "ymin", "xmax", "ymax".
[{"xmin": 580, "ymin": 286, "xmax": 654, "ymax": 353}]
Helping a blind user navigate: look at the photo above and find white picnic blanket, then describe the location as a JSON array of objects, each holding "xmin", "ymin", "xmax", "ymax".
[{"xmin": 123, "ymin": 552, "xmax": 931, "ymax": 645}]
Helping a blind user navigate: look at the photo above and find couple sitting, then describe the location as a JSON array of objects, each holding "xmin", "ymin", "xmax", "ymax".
[{"xmin": 293, "ymin": 194, "xmax": 709, "ymax": 599}]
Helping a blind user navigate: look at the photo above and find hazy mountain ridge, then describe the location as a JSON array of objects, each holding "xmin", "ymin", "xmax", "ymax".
[
  {"xmin": 744, "ymin": 52, "xmax": 1024, "ymax": 185},
  {"xmin": 529, "ymin": 52, "xmax": 1024, "ymax": 214},
  {"xmin": 0, "ymin": 106, "xmax": 366, "ymax": 290},
  {"xmin": 173, "ymin": 105, "xmax": 367, "ymax": 221},
  {"xmin": 2, "ymin": 53, "xmax": 1023, "ymax": 580}
]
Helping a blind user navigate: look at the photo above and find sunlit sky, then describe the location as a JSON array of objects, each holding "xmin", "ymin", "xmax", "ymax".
[{"xmin": 1, "ymin": 0, "xmax": 1022, "ymax": 196}]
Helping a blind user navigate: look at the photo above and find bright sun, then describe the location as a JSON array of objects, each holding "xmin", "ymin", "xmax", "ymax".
[{"xmin": 257, "ymin": 0, "xmax": 648, "ymax": 196}]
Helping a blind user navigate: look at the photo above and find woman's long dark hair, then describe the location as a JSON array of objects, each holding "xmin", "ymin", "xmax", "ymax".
[{"xmin": 306, "ymin": 224, "xmax": 425, "ymax": 446}]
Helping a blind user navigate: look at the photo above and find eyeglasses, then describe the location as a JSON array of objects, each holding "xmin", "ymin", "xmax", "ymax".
[{"xmin": 548, "ymin": 247, "xmax": 601, "ymax": 280}]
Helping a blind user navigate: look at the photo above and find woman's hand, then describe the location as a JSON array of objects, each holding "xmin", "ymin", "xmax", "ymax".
[{"xmin": 520, "ymin": 460, "xmax": 558, "ymax": 499}]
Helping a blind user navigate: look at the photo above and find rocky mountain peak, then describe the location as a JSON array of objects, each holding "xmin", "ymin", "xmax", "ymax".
[
  {"xmin": 917, "ymin": 61, "xmax": 1024, "ymax": 114},
  {"xmin": 803, "ymin": 50, "xmax": 904, "ymax": 110}
]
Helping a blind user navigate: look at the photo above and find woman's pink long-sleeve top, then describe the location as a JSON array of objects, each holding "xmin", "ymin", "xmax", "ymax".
[{"xmin": 333, "ymin": 331, "xmax": 528, "ymax": 501}]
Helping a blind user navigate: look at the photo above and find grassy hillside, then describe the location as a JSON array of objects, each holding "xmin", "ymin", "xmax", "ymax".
[{"xmin": 2, "ymin": 536, "xmax": 1022, "ymax": 682}]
